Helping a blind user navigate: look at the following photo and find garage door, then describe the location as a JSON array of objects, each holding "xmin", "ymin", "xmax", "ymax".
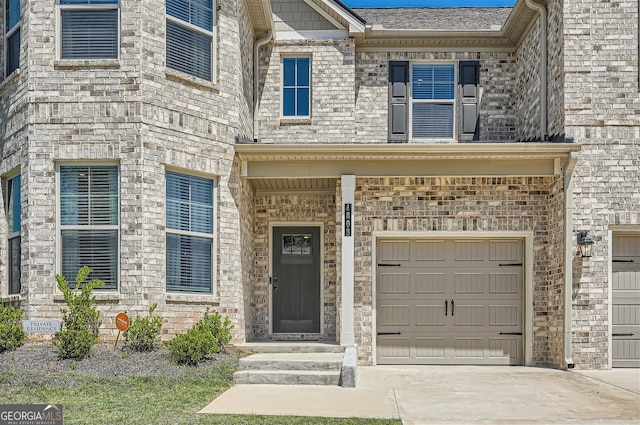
[
  {"xmin": 612, "ymin": 235, "xmax": 640, "ymax": 368},
  {"xmin": 376, "ymin": 239, "xmax": 523, "ymax": 365}
]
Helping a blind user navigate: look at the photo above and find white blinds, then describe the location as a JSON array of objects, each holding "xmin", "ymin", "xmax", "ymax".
[
  {"xmin": 59, "ymin": 1, "xmax": 119, "ymax": 59},
  {"xmin": 166, "ymin": 172, "xmax": 214, "ymax": 292},
  {"xmin": 60, "ymin": 165, "xmax": 118, "ymax": 289}
]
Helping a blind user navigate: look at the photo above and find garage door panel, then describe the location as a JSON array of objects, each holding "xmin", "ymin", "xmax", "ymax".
[
  {"xmin": 379, "ymin": 241, "xmax": 410, "ymax": 262},
  {"xmin": 379, "ymin": 273, "xmax": 411, "ymax": 294},
  {"xmin": 612, "ymin": 235, "xmax": 640, "ymax": 367},
  {"xmin": 377, "ymin": 238, "xmax": 523, "ymax": 365}
]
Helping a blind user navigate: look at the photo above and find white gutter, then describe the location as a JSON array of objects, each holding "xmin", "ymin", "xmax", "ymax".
[
  {"xmin": 525, "ymin": 0, "xmax": 548, "ymax": 139},
  {"xmin": 564, "ymin": 152, "xmax": 579, "ymax": 368},
  {"xmin": 253, "ymin": 29, "xmax": 273, "ymax": 141}
]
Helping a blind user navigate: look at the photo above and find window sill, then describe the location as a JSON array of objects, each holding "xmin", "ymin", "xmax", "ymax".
[
  {"xmin": 0, "ymin": 68, "xmax": 21, "ymax": 91},
  {"xmin": 1, "ymin": 294, "xmax": 22, "ymax": 304},
  {"xmin": 54, "ymin": 293, "xmax": 120, "ymax": 303},
  {"xmin": 54, "ymin": 59, "xmax": 121, "ymax": 70},
  {"xmin": 279, "ymin": 117, "xmax": 312, "ymax": 126},
  {"xmin": 165, "ymin": 69, "xmax": 219, "ymax": 92},
  {"xmin": 166, "ymin": 292, "xmax": 220, "ymax": 305}
]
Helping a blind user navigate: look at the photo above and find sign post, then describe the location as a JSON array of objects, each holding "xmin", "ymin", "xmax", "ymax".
[{"xmin": 114, "ymin": 312, "xmax": 130, "ymax": 348}]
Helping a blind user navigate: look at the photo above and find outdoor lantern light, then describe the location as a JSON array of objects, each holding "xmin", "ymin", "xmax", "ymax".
[{"xmin": 577, "ymin": 231, "xmax": 594, "ymax": 257}]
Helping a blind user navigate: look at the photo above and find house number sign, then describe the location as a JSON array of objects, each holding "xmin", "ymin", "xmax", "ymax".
[{"xmin": 344, "ymin": 203, "xmax": 352, "ymax": 237}]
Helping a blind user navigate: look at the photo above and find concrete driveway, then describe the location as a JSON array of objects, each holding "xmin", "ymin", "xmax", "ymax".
[{"xmin": 200, "ymin": 366, "xmax": 640, "ymax": 424}]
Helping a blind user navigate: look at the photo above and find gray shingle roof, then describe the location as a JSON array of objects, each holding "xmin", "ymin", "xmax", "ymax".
[{"xmin": 352, "ymin": 8, "xmax": 512, "ymax": 31}]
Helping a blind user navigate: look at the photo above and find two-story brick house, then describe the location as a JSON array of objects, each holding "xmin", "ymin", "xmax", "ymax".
[{"xmin": 1, "ymin": 0, "xmax": 638, "ymax": 370}]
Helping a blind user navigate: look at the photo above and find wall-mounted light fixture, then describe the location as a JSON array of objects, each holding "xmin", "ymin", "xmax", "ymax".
[{"xmin": 577, "ymin": 231, "xmax": 594, "ymax": 257}]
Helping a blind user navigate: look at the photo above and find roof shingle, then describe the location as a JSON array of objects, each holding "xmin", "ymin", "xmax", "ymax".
[{"xmin": 352, "ymin": 8, "xmax": 512, "ymax": 31}]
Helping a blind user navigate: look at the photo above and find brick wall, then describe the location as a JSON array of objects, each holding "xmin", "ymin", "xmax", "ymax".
[
  {"xmin": 348, "ymin": 176, "xmax": 565, "ymax": 366},
  {"xmin": 0, "ymin": 0, "xmax": 254, "ymax": 343}
]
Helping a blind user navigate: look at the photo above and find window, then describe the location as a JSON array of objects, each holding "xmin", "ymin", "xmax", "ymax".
[
  {"xmin": 58, "ymin": 0, "xmax": 119, "ymax": 59},
  {"xmin": 59, "ymin": 165, "xmax": 119, "ymax": 289},
  {"xmin": 166, "ymin": 0, "xmax": 214, "ymax": 81},
  {"xmin": 282, "ymin": 57, "xmax": 310, "ymax": 117},
  {"xmin": 4, "ymin": 0, "xmax": 20, "ymax": 76},
  {"xmin": 6, "ymin": 174, "xmax": 21, "ymax": 294},
  {"xmin": 388, "ymin": 61, "xmax": 479, "ymax": 141},
  {"xmin": 411, "ymin": 64, "xmax": 455, "ymax": 139},
  {"xmin": 166, "ymin": 172, "xmax": 215, "ymax": 292}
]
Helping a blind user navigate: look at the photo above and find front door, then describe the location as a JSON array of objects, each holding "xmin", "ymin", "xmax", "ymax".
[{"xmin": 272, "ymin": 226, "xmax": 321, "ymax": 333}]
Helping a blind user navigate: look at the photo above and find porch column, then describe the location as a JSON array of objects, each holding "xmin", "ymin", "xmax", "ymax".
[{"xmin": 341, "ymin": 175, "xmax": 355, "ymax": 346}]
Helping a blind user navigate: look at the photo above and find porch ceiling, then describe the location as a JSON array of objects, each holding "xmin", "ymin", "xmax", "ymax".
[{"xmin": 236, "ymin": 143, "xmax": 581, "ymax": 179}]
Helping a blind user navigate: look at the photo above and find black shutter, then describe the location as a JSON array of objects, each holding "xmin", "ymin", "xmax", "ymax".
[
  {"xmin": 388, "ymin": 61, "xmax": 409, "ymax": 142},
  {"xmin": 459, "ymin": 60, "xmax": 480, "ymax": 141}
]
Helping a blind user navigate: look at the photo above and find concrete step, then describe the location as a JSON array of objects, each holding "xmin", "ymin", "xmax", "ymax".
[
  {"xmin": 233, "ymin": 370, "xmax": 341, "ymax": 385},
  {"xmin": 239, "ymin": 353, "xmax": 344, "ymax": 371},
  {"xmin": 237, "ymin": 342, "xmax": 344, "ymax": 354}
]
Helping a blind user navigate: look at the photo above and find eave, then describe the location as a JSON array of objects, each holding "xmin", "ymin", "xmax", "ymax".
[{"xmin": 236, "ymin": 143, "xmax": 581, "ymax": 181}]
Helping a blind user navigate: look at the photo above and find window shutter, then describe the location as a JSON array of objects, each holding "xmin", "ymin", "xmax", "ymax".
[
  {"xmin": 388, "ymin": 61, "xmax": 409, "ymax": 142},
  {"xmin": 459, "ymin": 60, "xmax": 480, "ymax": 141}
]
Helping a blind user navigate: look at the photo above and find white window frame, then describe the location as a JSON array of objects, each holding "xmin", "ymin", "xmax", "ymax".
[
  {"xmin": 409, "ymin": 62, "xmax": 457, "ymax": 140},
  {"xmin": 165, "ymin": 169, "xmax": 216, "ymax": 294},
  {"xmin": 4, "ymin": 0, "xmax": 20, "ymax": 78},
  {"xmin": 56, "ymin": 0, "xmax": 120, "ymax": 60},
  {"xmin": 5, "ymin": 172, "xmax": 21, "ymax": 295},
  {"xmin": 56, "ymin": 162, "xmax": 120, "ymax": 290},
  {"xmin": 165, "ymin": 0, "xmax": 216, "ymax": 82},
  {"xmin": 280, "ymin": 55, "xmax": 312, "ymax": 119}
]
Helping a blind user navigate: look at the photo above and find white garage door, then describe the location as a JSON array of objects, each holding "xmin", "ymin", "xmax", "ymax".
[
  {"xmin": 376, "ymin": 238, "xmax": 524, "ymax": 365},
  {"xmin": 612, "ymin": 235, "xmax": 640, "ymax": 368}
]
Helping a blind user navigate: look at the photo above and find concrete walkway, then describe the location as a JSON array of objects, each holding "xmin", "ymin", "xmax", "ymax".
[{"xmin": 200, "ymin": 366, "xmax": 640, "ymax": 423}]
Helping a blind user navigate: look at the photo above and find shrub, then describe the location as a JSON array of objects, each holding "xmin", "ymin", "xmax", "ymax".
[
  {"xmin": 123, "ymin": 303, "xmax": 163, "ymax": 352},
  {"xmin": 53, "ymin": 266, "xmax": 104, "ymax": 360},
  {"xmin": 0, "ymin": 305, "xmax": 26, "ymax": 353},
  {"xmin": 165, "ymin": 310, "xmax": 233, "ymax": 366}
]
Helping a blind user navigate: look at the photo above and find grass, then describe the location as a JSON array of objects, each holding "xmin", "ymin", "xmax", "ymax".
[{"xmin": 0, "ymin": 363, "xmax": 400, "ymax": 425}]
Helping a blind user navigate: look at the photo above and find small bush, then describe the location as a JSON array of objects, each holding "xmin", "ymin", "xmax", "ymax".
[
  {"xmin": 0, "ymin": 305, "xmax": 26, "ymax": 353},
  {"xmin": 53, "ymin": 266, "xmax": 104, "ymax": 360},
  {"xmin": 123, "ymin": 303, "xmax": 163, "ymax": 352},
  {"xmin": 165, "ymin": 310, "xmax": 233, "ymax": 366}
]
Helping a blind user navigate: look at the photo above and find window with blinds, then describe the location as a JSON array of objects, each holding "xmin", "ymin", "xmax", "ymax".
[
  {"xmin": 60, "ymin": 165, "xmax": 119, "ymax": 289},
  {"xmin": 166, "ymin": 0, "xmax": 214, "ymax": 81},
  {"xmin": 411, "ymin": 64, "xmax": 455, "ymax": 139},
  {"xmin": 166, "ymin": 172, "xmax": 215, "ymax": 292},
  {"xmin": 6, "ymin": 174, "xmax": 21, "ymax": 294},
  {"xmin": 5, "ymin": 0, "xmax": 21, "ymax": 77},
  {"xmin": 58, "ymin": 0, "xmax": 119, "ymax": 60}
]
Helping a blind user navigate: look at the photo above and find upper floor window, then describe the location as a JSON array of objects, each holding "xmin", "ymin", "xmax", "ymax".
[
  {"xmin": 166, "ymin": 171, "xmax": 215, "ymax": 293},
  {"xmin": 59, "ymin": 165, "xmax": 119, "ymax": 289},
  {"xmin": 58, "ymin": 0, "xmax": 119, "ymax": 59},
  {"xmin": 166, "ymin": 0, "xmax": 215, "ymax": 81},
  {"xmin": 282, "ymin": 57, "xmax": 310, "ymax": 117},
  {"xmin": 411, "ymin": 64, "xmax": 455, "ymax": 139},
  {"xmin": 4, "ymin": 0, "xmax": 20, "ymax": 77},
  {"xmin": 5, "ymin": 174, "xmax": 21, "ymax": 294},
  {"xmin": 388, "ymin": 60, "xmax": 479, "ymax": 142}
]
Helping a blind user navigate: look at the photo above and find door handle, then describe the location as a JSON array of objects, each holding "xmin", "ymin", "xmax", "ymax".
[
  {"xmin": 270, "ymin": 276, "xmax": 278, "ymax": 291},
  {"xmin": 451, "ymin": 300, "xmax": 454, "ymax": 316},
  {"xmin": 444, "ymin": 300, "xmax": 448, "ymax": 316}
]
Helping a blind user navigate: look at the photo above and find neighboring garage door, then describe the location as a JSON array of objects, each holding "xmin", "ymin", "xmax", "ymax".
[
  {"xmin": 612, "ymin": 235, "xmax": 640, "ymax": 367},
  {"xmin": 376, "ymin": 238, "xmax": 524, "ymax": 365}
]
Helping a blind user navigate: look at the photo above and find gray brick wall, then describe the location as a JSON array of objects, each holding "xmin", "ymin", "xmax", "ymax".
[{"xmin": 0, "ymin": 0, "xmax": 254, "ymax": 343}]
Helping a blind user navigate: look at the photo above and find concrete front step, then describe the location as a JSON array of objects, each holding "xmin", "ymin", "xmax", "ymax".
[
  {"xmin": 239, "ymin": 353, "xmax": 344, "ymax": 371},
  {"xmin": 233, "ymin": 370, "xmax": 341, "ymax": 385},
  {"xmin": 237, "ymin": 342, "xmax": 345, "ymax": 354}
]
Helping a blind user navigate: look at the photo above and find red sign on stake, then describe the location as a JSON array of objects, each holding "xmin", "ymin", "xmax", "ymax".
[{"xmin": 115, "ymin": 312, "xmax": 130, "ymax": 332}]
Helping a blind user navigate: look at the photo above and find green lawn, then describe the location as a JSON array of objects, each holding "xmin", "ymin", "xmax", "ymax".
[{"xmin": 0, "ymin": 364, "xmax": 399, "ymax": 425}]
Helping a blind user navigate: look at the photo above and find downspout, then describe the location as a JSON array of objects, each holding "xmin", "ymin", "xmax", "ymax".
[
  {"xmin": 525, "ymin": 0, "xmax": 548, "ymax": 140},
  {"xmin": 253, "ymin": 29, "xmax": 273, "ymax": 141},
  {"xmin": 564, "ymin": 152, "xmax": 579, "ymax": 368}
]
